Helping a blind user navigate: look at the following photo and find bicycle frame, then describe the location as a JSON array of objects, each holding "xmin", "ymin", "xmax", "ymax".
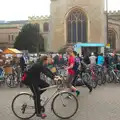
[{"xmin": 40, "ymin": 85, "xmax": 63, "ymax": 107}]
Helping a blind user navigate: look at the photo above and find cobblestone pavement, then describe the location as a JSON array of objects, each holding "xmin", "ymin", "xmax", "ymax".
[{"xmin": 0, "ymin": 84, "xmax": 120, "ymax": 120}]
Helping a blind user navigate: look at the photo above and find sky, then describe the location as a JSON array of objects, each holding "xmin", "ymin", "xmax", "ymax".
[{"xmin": 0, "ymin": 0, "xmax": 119, "ymax": 21}]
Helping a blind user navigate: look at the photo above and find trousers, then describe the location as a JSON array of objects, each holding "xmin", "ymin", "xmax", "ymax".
[{"xmin": 29, "ymin": 79, "xmax": 49, "ymax": 114}]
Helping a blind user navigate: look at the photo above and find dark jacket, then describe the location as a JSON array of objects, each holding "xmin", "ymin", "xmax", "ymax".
[
  {"xmin": 20, "ymin": 57, "xmax": 26, "ymax": 67},
  {"xmin": 25, "ymin": 62, "xmax": 55, "ymax": 84},
  {"xmin": 83, "ymin": 56, "xmax": 90, "ymax": 65}
]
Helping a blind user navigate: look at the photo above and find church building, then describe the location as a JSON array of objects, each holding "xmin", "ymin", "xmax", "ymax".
[{"xmin": 49, "ymin": 0, "xmax": 106, "ymax": 53}]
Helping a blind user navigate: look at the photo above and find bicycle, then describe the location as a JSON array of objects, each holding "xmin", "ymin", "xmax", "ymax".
[
  {"xmin": 107, "ymin": 64, "xmax": 120, "ymax": 83},
  {"xmin": 11, "ymin": 76, "xmax": 79, "ymax": 119},
  {"xmin": 6, "ymin": 66, "xmax": 21, "ymax": 88}
]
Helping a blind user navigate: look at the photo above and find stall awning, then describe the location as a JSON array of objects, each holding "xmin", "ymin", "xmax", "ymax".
[
  {"xmin": 3, "ymin": 48, "xmax": 22, "ymax": 54},
  {"xmin": 74, "ymin": 43, "xmax": 105, "ymax": 48}
]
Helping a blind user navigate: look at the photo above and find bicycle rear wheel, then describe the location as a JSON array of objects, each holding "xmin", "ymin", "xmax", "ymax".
[
  {"xmin": 82, "ymin": 73, "xmax": 92, "ymax": 86},
  {"xmin": 97, "ymin": 72, "xmax": 102, "ymax": 86},
  {"xmin": 51, "ymin": 92, "xmax": 78, "ymax": 119},
  {"xmin": 6, "ymin": 74, "xmax": 19, "ymax": 88},
  {"xmin": 107, "ymin": 71, "xmax": 114, "ymax": 83},
  {"xmin": 12, "ymin": 93, "xmax": 35, "ymax": 119}
]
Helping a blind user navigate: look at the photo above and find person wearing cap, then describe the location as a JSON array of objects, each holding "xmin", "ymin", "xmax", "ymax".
[{"xmin": 89, "ymin": 52, "xmax": 97, "ymax": 65}]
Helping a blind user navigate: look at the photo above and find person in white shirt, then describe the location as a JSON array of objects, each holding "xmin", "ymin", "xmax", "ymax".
[{"xmin": 89, "ymin": 52, "xmax": 97, "ymax": 65}]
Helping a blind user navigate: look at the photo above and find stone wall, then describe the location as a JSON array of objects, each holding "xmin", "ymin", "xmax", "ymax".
[{"xmin": 0, "ymin": 25, "xmax": 20, "ymax": 49}]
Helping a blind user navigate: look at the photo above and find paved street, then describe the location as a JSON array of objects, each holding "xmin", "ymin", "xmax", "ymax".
[{"xmin": 0, "ymin": 84, "xmax": 120, "ymax": 120}]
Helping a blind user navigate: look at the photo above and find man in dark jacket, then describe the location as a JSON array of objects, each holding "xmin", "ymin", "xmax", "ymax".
[
  {"xmin": 20, "ymin": 55, "xmax": 26, "ymax": 73},
  {"xmin": 22, "ymin": 56, "xmax": 55, "ymax": 119}
]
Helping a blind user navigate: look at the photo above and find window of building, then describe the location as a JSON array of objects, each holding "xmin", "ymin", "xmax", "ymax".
[
  {"xmin": 8, "ymin": 35, "xmax": 11, "ymax": 42},
  {"xmin": 43, "ymin": 22, "xmax": 49, "ymax": 32},
  {"xmin": 12, "ymin": 35, "xmax": 14, "ymax": 41},
  {"xmin": 108, "ymin": 30, "xmax": 116, "ymax": 50},
  {"xmin": 67, "ymin": 9, "xmax": 87, "ymax": 43}
]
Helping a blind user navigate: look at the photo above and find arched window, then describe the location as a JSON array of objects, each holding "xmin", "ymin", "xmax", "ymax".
[
  {"xmin": 108, "ymin": 30, "xmax": 116, "ymax": 50},
  {"xmin": 43, "ymin": 22, "xmax": 49, "ymax": 32},
  {"xmin": 67, "ymin": 9, "xmax": 87, "ymax": 43}
]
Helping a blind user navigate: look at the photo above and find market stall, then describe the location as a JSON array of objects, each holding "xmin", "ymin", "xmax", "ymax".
[{"xmin": 3, "ymin": 48, "xmax": 22, "ymax": 74}]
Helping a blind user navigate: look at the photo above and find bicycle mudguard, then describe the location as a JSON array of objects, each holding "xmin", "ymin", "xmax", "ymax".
[{"xmin": 19, "ymin": 92, "xmax": 31, "ymax": 94}]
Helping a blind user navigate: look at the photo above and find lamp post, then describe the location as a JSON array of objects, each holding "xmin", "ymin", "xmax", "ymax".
[{"xmin": 106, "ymin": 0, "xmax": 108, "ymax": 44}]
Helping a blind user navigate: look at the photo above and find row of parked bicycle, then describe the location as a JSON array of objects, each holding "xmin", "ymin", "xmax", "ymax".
[
  {"xmin": 0, "ymin": 65, "xmax": 23, "ymax": 88},
  {"xmin": 0, "ymin": 62, "xmax": 120, "ymax": 89},
  {"xmin": 55, "ymin": 63, "xmax": 120, "ymax": 89}
]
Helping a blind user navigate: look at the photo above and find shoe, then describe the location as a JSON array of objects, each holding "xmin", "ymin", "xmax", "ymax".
[
  {"xmin": 89, "ymin": 87, "xmax": 92, "ymax": 93},
  {"xmin": 36, "ymin": 113, "xmax": 47, "ymax": 119},
  {"xmin": 41, "ymin": 113, "xmax": 47, "ymax": 119},
  {"xmin": 76, "ymin": 90, "xmax": 80, "ymax": 97},
  {"xmin": 71, "ymin": 89, "xmax": 74, "ymax": 92}
]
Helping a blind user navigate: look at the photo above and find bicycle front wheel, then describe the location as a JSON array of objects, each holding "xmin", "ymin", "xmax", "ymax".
[
  {"xmin": 51, "ymin": 92, "xmax": 78, "ymax": 119},
  {"xmin": 11, "ymin": 93, "xmax": 35, "ymax": 119}
]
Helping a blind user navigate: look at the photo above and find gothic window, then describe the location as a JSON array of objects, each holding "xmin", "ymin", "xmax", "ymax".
[
  {"xmin": 108, "ymin": 30, "xmax": 116, "ymax": 50},
  {"xmin": 8, "ymin": 35, "xmax": 11, "ymax": 42},
  {"xmin": 12, "ymin": 35, "xmax": 14, "ymax": 41},
  {"xmin": 67, "ymin": 9, "xmax": 87, "ymax": 43},
  {"xmin": 43, "ymin": 22, "xmax": 49, "ymax": 32}
]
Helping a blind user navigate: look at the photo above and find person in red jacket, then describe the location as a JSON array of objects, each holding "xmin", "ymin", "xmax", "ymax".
[{"xmin": 66, "ymin": 48, "xmax": 80, "ymax": 96}]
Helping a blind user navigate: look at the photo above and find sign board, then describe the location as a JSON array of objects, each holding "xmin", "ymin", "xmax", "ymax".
[{"xmin": 106, "ymin": 44, "xmax": 110, "ymax": 48}]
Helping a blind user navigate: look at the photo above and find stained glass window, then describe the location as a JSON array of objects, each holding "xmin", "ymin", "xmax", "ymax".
[
  {"xmin": 67, "ymin": 10, "xmax": 87, "ymax": 43},
  {"xmin": 108, "ymin": 30, "xmax": 116, "ymax": 49},
  {"xmin": 43, "ymin": 22, "xmax": 49, "ymax": 32}
]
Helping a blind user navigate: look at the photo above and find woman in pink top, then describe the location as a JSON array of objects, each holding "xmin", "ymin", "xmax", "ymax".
[{"xmin": 66, "ymin": 48, "xmax": 80, "ymax": 97}]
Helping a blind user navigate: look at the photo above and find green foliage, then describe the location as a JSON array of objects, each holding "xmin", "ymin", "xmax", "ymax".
[
  {"xmin": 14, "ymin": 23, "xmax": 44, "ymax": 53},
  {"xmin": 58, "ymin": 47, "xmax": 66, "ymax": 54}
]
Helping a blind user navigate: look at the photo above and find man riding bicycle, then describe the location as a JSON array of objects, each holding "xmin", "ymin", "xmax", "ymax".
[{"xmin": 22, "ymin": 56, "xmax": 57, "ymax": 119}]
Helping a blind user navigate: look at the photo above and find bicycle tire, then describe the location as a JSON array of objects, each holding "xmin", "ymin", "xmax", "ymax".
[
  {"xmin": 51, "ymin": 92, "xmax": 79, "ymax": 119},
  {"xmin": 107, "ymin": 71, "xmax": 114, "ymax": 83},
  {"xmin": 92, "ymin": 77, "xmax": 98, "ymax": 89},
  {"xmin": 102, "ymin": 73, "xmax": 106, "ymax": 84},
  {"xmin": 82, "ymin": 73, "xmax": 92, "ymax": 86},
  {"xmin": 97, "ymin": 72, "xmax": 102, "ymax": 86},
  {"xmin": 11, "ymin": 93, "xmax": 35, "ymax": 119},
  {"xmin": 6, "ymin": 74, "xmax": 19, "ymax": 88}
]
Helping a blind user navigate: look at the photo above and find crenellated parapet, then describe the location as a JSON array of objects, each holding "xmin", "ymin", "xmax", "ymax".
[
  {"xmin": 108, "ymin": 10, "xmax": 120, "ymax": 15},
  {"xmin": 28, "ymin": 15, "xmax": 50, "ymax": 21},
  {"xmin": 108, "ymin": 10, "xmax": 120, "ymax": 21}
]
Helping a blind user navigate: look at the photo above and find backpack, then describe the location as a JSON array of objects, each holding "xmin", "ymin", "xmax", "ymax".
[{"xmin": 73, "ymin": 57, "xmax": 80, "ymax": 72}]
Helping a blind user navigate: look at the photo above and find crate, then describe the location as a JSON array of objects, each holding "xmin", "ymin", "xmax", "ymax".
[{"xmin": 4, "ymin": 67, "xmax": 12, "ymax": 74}]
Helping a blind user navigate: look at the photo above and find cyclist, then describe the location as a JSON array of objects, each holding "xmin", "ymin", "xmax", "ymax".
[{"xmin": 22, "ymin": 56, "xmax": 57, "ymax": 119}]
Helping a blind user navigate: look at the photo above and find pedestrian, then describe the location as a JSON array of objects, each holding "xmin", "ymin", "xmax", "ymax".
[
  {"xmin": 89, "ymin": 52, "xmax": 97, "ymax": 67},
  {"xmin": 65, "ymin": 48, "xmax": 80, "ymax": 96},
  {"xmin": 97, "ymin": 53, "xmax": 104, "ymax": 65}
]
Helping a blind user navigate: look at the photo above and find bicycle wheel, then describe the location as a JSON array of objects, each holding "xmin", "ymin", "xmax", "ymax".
[
  {"xmin": 92, "ymin": 77, "xmax": 98, "ymax": 89},
  {"xmin": 12, "ymin": 93, "xmax": 35, "ymax": 119},
  {"xmin": 102, "ymin": 72, "xmax": 106, "ymax": 84},
  {"xmin": 6, "ymin": 74, "xmax": 19, "ymax": 88},
  {"xmin": 51, "ymin": 92, "xmax": 78, "ymax": 119},
  {"xmin": 97, "ymin": 72, "xmax": 102, "ymax": 86},
  {"xmin": 82, "ymin": 73, "xmax": 92, "ymax": 86},
  {"xmin": 107, "ymin": 71, "xmax": 114, "ymax": 83}
]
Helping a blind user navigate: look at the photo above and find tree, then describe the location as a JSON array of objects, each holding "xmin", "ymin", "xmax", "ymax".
[{"xmin": 14, "ymin": 23, "xmax": 44, "ymax": 53}]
